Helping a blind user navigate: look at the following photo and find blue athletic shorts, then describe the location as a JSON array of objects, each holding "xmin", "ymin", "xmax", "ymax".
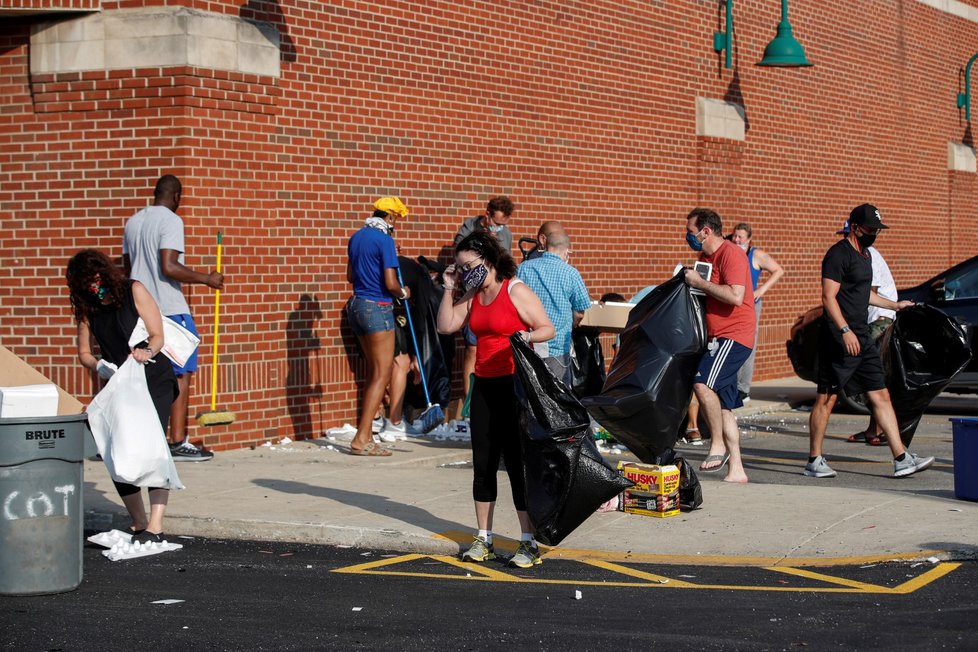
[
  {"xmin": 346, "ymin": 296, "xmax": 394, "ymax": 336},
  {"xmin": 694, "ymin": 338, "xmax": 753, "ymax": 410},
  {"xmin": 166, "ymin": 313, "xmax": 199, "ymax": 376}
]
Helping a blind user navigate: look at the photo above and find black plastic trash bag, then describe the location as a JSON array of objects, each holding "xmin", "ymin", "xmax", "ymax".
[
  {"xmin": 510, "ymin": 334, "xmax": 633, "ymax": 546},
  {"xmin": 397, "ymin": 257, "xmax": 452, "ymax": 409},
  {"xmin": 879, "ymin": 304, "xmax": 972, "ymax": 446},
  {"xmin": 570, "ymin": 329, "xmax": 607, "ymax": 398},
  {"xmin": 582, "ymin": 273, "xmax": 707, "ymax": 463},
  {"xmin": 675, "ymin": 456, "xmax": 703, "ymax": 511}
]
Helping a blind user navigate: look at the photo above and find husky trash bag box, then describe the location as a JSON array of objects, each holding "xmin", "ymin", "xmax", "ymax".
[
  {"xmin": 510, "ymin": 334, "xmax": 633, "ymax": 546},
  {"xmin": 878, "ymin": 304, "xmax": 972, "ymax": 447},
  {"xmin": 582, "ymin": 273, "xmax": 707, "ymax": 463}
]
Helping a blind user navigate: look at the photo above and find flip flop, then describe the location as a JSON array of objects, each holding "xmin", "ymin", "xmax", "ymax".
[
  {"xmin": 847, "ymin": 432, "xmax": 867, "ymax": 443},
  {"xmin": 682, "ymin": 428, "xmax": 705, "ymax": 446},
  {"xmin": 349, "ymin": 441, "xmax": 392, "ymax": 457},
  {"xmin": 700, "ymin": 454, "xmax": 729, "ymax": 473}
]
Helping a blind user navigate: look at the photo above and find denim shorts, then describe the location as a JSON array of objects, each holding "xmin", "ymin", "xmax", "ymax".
[
  {"xmin": 166, "ymin": 313, "xmax": 199, "ymax": 376},
  {"xmin": 346, "ymin": 296, "xmax": 395, "ymax": 336}
]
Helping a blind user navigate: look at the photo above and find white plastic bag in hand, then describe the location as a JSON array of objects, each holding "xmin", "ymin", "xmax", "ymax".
[{"xmin": 86, "ymin": 358, "xmax": 184, "ymax": 490}]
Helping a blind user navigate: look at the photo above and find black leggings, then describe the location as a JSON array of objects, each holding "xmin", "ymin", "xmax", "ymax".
[
  {"xmin": 114, "ymin": 372, "xmax": 176, "ymax": 498},
  {"xmin": 469, "ymin": 374, "xmax": 526, "ymax": 510}
]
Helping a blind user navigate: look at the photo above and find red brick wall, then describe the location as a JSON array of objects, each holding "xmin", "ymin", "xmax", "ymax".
[{"xmin": 2, "ymin": 1, "xmax": 977, "ymax": 449}]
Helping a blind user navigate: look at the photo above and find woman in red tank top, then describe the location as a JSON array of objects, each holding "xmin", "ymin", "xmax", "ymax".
[{"xmin": 437, "ymin": 231, "xmax": 554, "ymax": 568}]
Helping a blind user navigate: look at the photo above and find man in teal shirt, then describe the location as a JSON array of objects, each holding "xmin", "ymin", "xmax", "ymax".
[{"xmin": 517, "ymin": 222, "xmax": 591, "ymax": 386}]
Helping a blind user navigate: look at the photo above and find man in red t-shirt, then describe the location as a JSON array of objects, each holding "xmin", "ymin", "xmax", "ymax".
[{"xmin": 683, "ymin": 208, "xmax": 755, "ymax": 483}]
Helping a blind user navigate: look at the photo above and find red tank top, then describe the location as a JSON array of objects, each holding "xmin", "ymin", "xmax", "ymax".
[{"xmin": 469, "ymin": 278, "xmax": 529, "ymax": 377}]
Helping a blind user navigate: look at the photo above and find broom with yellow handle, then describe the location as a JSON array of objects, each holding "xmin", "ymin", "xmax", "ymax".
[{"xmin": 197, "ymin": 231, "xmax": 235, "ymax": 426}]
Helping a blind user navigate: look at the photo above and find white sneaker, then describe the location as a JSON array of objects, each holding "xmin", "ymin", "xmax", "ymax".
[
  {"xmin": 384, "ymin": 420, "xmax": 408, "ymax": 441},
  {"xmin": 804, "ymin": 455, "xmax": 837, "ymax": 478},
  {"xmin": 371, "ymin": 416, "xmax": 386, "ymax": 434}
]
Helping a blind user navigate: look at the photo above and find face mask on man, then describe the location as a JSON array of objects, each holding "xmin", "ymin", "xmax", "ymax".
[
  {"xmin": 462, "ymin": 263, "xmax": 489, "ymax": 292},
  {"xmin": 855, "ymin": 229, "xmax": 876, "ymax": 249},
  {"xmin": 686, "ymin": 229, "xmax": 704, "ymax": 252},
  {"xmin": 737, "ymin": 242, "xmax": 748, "ymax": 252}
]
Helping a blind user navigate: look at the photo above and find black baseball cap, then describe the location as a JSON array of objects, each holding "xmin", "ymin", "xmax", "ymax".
[
  {"xmin": 417, "ymin": 255, "xmax": 446, "ymax": 275},
  {"xmin": 849, "ymin": 203, "xmax": 889, "ymax": 230}
]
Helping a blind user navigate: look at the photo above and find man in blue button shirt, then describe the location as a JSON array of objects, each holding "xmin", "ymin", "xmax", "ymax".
[{"xmin": 517, "ymin": 222, "xmax": 591, "ymax": 386}]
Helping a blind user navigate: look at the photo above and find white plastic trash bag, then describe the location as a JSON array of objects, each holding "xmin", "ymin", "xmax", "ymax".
[{"xmin": 86, "ymin": 358, "xmax": 184, "ymax": 490}]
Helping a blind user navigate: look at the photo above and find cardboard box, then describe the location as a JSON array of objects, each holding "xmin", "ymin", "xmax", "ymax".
[
  {"xmin": 579, "ymin": 301, "xmax": 633, "ymax": 332},
  {"xmin": 0, "ymin": 345, "xmax": 84, "ymax": 417},
  {"xmin": 0, "ymin": 383, "xmax": 59, "ymax": 418},
  {"xmin": 617, "ymin": 461, "xmax": 681, "ymax": 518}
]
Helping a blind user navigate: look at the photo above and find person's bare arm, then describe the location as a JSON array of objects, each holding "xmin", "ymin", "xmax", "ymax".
[
  {"xmin": 160, "ymin": 249, "xmax": 224, "ymax": 289},
  {"xmin": 822, "ymin": 277, "xmax": 860, "ymax": 356},
  {"xmin": 752, "ymin": 247, "xmax": 784, "ymax": 301},
  {"xmin": 685, "ymin": 268, "xmax": 745, "ymax": 306},
  {"xmin": 436, "ymin": 264, "xmax": 470, "ymax": 334},
  {"xmin": 869, "ymin": 290, "xmax": 913, "ymax": 311},
  {"xmin": 510, "ymin": 282, "xmax": 556, "ymax": 343},
  {"xmin": 383, "ymin": 267, "xmax": 409, "ymax": 299},
  {"xmin": 76, "ymin": 320, "xmax": 99, "ymax": 373},
  {"xmin": 131, "ymin": 281, "xmax": 166, "ymax": 363}
]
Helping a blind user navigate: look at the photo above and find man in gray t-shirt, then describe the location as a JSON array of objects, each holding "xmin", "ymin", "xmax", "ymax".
[
  {"xmin": 453, "ymin": 195, "xmax": 515, "ymax": 254},
  {"xmin": 123, "ymin": 175, "xmax": 224, "ymax": 462}
]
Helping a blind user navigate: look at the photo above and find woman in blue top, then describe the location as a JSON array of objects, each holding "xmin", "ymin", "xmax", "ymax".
[
  {"xmin": 345, "ymin": 197, "xmax": 411, "ymax": 456},
  {"xmin": 731, "ymin": 223, "xmax": 785, "ymax": 400}
]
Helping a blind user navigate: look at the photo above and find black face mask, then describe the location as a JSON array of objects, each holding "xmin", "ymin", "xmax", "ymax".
[{"xmin": 856, "ymin": 232, "xmax": 876, "ymax": 249}]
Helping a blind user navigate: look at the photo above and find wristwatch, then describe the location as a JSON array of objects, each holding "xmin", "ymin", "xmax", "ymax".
[{"xmin": 839, "ymin": 326, "xmax": 850, "ymax": 334}]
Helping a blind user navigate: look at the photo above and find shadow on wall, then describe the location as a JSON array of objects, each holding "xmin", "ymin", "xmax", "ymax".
[
  {"xmin": 285, "ymin": 294, "xmax": 323, "ymax": 440},
  {"xmin": 725, "ymin": 69, "xmax": 751, "ymax": 133},
  {"xmin": 240, "ymin": 0, "xmax": 297, "ymax": 62}
]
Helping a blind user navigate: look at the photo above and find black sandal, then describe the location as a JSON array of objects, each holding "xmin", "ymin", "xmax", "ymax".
[{"xmin": 132, "ymin": 531, "xmax": 165, "ymax": 545}]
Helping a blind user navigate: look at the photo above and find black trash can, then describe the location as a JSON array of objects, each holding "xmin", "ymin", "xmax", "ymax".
[{"xmin": 0, "ymin": 413, "xmax": 87, "ymax": 595}]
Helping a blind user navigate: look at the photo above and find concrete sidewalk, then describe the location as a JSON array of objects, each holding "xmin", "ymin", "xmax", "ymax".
[{"xmin": 82, "ymin": 377, "xmax": 978, "ymax": 564}]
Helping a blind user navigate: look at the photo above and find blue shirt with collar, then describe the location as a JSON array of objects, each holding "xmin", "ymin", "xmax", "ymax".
[{"xmin": 517, "ymin": 251, "xmax": 591, "ymax": 356}]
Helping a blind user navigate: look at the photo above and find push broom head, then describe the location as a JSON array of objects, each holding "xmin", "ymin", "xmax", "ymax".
[
  {"xmin": 197, "ymin": 410, "xmax": 235, "ymax": 427},
  {"xmin": 418, "ymin": 403, "xmax": 445, "ymax": 434}
]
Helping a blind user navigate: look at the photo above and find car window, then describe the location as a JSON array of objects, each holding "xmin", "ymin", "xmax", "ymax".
[{"xmin": 944, "ymin": 260, "xmax": 978, "ymax": 300}]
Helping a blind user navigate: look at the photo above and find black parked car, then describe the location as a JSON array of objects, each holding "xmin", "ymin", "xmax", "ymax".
[{"xmin": 786, "ymin": 255, "xmax": 978, "ymax": 412}]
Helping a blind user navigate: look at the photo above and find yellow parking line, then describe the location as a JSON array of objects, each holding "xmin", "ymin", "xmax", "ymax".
[
  {"xmin": 581, "ymin": 559, "xmax": 696, "ymax": 588},
  {"xmin": 891, "ymin": 562, "xmax": 961, "ymax": 594},
  {"xmin": 432, "ymin": 530, "xmax": 943, "ymax": 567},
  {"xmin": 767, "ymin": 566, "xmax": 885, "ymax": 592},
  {"xmin": 431, "ymin": 555, "xmax": 525, "ymax": 582},
  {"xmin": 330, "ymin": 553, "xmax": 959, "ymax": 594},
  {"xmin": 332, "ymin": 553, "xmax": 426, "ymax": 573}
]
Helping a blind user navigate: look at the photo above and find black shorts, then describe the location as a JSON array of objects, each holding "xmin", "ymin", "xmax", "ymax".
[{"xmin": 816, "ymin": 322, "xmax": 886, "ymax": 396}]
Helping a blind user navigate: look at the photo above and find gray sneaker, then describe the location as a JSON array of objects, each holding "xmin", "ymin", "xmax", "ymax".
[
  {"xmin": 170, "ymin": 440, "xmax": 214, "ymax": 462},
  {"xmin": 894, "ymin": 451, "xmax": 935, "ymax": 478},
  {"xmin": 804, "ymin": 455, "xmax": 837, "ymax": 478},
  {"xmin": 509, "ymin": 541, "xmax": 542, "ymax": 568},
  {"xmin": 461, "ymin": 536, "xmax": 495, "ymax": 562},
  {"xmin": 371, "ymin": 416, "xmax": 386, "ymax": 434}
]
